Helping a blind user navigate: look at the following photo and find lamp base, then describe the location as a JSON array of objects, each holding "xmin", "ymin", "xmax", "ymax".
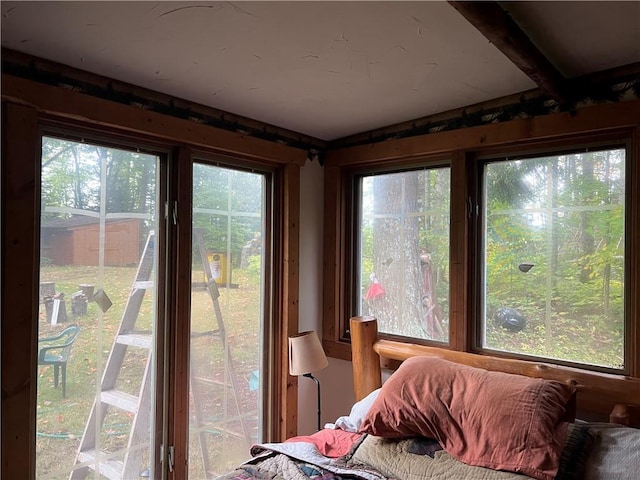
[{"xmin": 303, "ymin": 373, "xmax": 322, "ymax": 431}]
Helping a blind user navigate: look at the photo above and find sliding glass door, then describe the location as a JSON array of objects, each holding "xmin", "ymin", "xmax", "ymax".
[
  {"xmin": 37, "ymin": 134, "xmax": 163, "ymax": 479},
  {"xmin": 188, "ymin": 161, "xmax": 267, "ymax": 477},
  {"xmin": 34, "ymin": 133, "xmax": 272, "ymax": 480}
]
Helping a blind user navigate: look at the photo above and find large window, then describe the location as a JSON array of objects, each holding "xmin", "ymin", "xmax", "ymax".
[
  {"xmin": 32, "ymin": 134, "xmax": 277, "ymax": 479},
  {"xmin": 38, "ymin": 135, "xmax": 162, "ymax": 479},
  {"xmin": 2, "ymin": 79, "xmax": 302, "ymax": 480},
  {"xmin": 481, "ymin": 147, "xmax": 626, "ymax": 371},
  {"xmin": 334, "ymin": 133, "xmax": 635, "ymax": 377},
  {"xmin": 356, "ymin": 167, "xmax": 450, "ymax": 343},
  {"xmin": 189, "ymin": 161, "xmax": 267, "ymax": 475}
]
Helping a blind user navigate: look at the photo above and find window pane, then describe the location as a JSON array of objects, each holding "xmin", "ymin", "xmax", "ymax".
[
  {"xmin": 190, "ymin": 163, "xmax": 264, "ymax": 476},
  {"xmin": 38, "ymin": 136, "xmax": 159, "ymax": 478},
  {"xmin": 483, "ymin": 148, "xmax": 625, "ymax": 369},
  {"xmin": 358, "ymin": 168, "xmax": 450, "ymax": 342}
]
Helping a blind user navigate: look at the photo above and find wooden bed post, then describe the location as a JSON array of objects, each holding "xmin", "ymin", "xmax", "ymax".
[{"xmin": 350, "ymin": 316, "xmax": 382, "ymax": 400}]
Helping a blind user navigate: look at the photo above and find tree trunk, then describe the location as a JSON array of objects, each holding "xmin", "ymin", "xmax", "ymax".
[
  {"xmin": 72, "ymin": 145, "xmax": 84, "ymax": 209},
  {"xmin": 369, "ymin": 173, "xmax": 424, "ymax": 338},
  {"xmin": 579, "ymin": 154, "xmax": 595, "ymax": 283}
]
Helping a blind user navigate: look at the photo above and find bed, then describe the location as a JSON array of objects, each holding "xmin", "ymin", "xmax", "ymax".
[{"xmin": 220, "ymin": 316, "xmax": 640, "ymax": 480}]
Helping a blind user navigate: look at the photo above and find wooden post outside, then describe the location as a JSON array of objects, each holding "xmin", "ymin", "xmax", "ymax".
[
  {"xmin": 79, "ymin": 284, "xmax": 95, "ymax": 301},
  {"xmin": 350, "ymin": 316, "xmax": 382, "ymax": 400},
  {"xmin": 39, "ymin": 282, "xmax": 56, "ymax": 303}
]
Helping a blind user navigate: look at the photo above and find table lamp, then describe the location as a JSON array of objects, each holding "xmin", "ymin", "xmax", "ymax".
[{"xmin": 289, "ymin": 330, "xmax": 329, "ymax": 431}]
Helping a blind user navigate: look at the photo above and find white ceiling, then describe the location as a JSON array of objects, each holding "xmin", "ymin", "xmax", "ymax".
[{"xmin": 1, "ymin": 1, "xmax": 639, "ymax": 141}]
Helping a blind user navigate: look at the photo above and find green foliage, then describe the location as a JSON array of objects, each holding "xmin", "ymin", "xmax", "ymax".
[
  {"xmin": 360, "ymin": 223, "xmax": 374, "ymax": 295},
  {"xmin": 192, "ymin": 164, "xmax": 264, "ymax": 268},
  {"xmin": 41, "ymin": 137, "xmax": 156, "ymax": 215},
  {"xmin": 361, "ymin": 168, "xmax": 451, "ymax": 338},
  {"xmin": 243, "ymin": 255, "xmax": 263, "ymax": 285},
  {"xmin": 484, "ymin": 148, "xmax": 625, "ymax": 368},
  {"xmin": 41, "ymin": 137, "xmax": 265, "ymax": 274}
]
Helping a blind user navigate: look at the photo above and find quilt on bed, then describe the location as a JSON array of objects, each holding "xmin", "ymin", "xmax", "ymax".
[
  {"xmin": 350, "ymin": 424, "xmax": 597, "ymax": 480},
  {"xmin": 217, "ymin": 423, "xmax": 607, "ymax": 480},
  {"xmin": 216, "ymin": 433, "xmax": 384, "ymax": 480}
]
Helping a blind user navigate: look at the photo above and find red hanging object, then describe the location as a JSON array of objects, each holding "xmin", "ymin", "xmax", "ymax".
[{"xmin": 365, "ymin": 273, "xmax": 385, "ymax": 300}]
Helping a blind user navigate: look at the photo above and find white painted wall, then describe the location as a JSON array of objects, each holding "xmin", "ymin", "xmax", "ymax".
[{"xmin": 297, "ymin": 159, "xmax": 355, "ymax": 435}]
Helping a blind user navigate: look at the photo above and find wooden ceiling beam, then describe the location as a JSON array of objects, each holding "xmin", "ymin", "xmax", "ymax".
[{"xmin": 448, "ymin": 1, "xmax": 569, "ymax": 105}]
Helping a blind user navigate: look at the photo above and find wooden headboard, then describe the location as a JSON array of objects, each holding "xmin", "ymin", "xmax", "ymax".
[{"xmin": 350, "ymin": 316, "xmax": 640, "ymax": 427}]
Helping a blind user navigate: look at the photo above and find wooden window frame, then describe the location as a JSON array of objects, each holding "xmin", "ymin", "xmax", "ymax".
[
  {"xmin": 345, "ymin": 158, "xmax": 454, "ymax": 346},
  {"xmin": 471, "ymin": 136, "xmax": 633, "ymax": 375},
  {"xmin": 1, "ymin": 74, "xmax": 306, "ymax": 478},
  {"xmin": 323, "ymin": 100, "xmax": 640, "ymax": 414}
]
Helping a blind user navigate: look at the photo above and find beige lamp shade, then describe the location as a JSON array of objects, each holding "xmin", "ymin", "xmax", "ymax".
[{"xmin": 289, "ymin": 331, "xmax": 329, "ymax": 376}]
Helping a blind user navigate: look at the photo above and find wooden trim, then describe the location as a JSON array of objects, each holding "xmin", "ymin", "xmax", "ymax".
[
  {"xmin": 2, "ymin": 74, "xmax": 308, "ymax": 166},
  {"xmin": 321, "ymin": 162, "xmax": 359, "ymax": 363},
  {"xmin": 326, "ymin": 100, "xmax": 640, "ymax": 166},
  {"xmin": 449, "ymin": 151, "xmax": 471, "ymax": 351},
  {"xmin": 153, "ymin": 151, "xmax": 170, "ymax": 478},
  {"xmin": 322, "ymin": 165, "xmax": 344, "ymax": 345},
  {"xmin": 1, "ymin": 102, "xmax": 40, "ymax": 479},
  {"xmin": 168, "ymin": 146, "xmax": 193, "ymax": 480},
  {"xmin": 2, "ymin": 48, "xmax": 327, "ymax": 153},
  {"xmin": 631, "ymin": 127, "xmax": 640, "ymax": 378},
  {"xmin": 448, "ymin": 1, "xmax": 568, "ymax": 104},
  {"xmin": 329, "ymin": 62, "xmax": 640, "ymax": 151},
  {"xmin": 322, "ymin": 339, "xmax": 352, "ymax": 362},
  {"xmin": 280, "ymin": 163, "xmax": 300, "ymax": 441}
]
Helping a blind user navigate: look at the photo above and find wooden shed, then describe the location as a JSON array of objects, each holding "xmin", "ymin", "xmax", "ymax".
[{"xmin": 41, "ymin": 217, "xmax": 141, "ymax": 267}]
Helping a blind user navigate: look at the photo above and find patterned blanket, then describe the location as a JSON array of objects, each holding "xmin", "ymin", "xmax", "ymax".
[
  {"xmin": 217, "ymin": 423, "xmax": 639, "ymax": 480},
  {"xmin": 217, "ymin": 436, "xmax": 384, "ymax": 480}
]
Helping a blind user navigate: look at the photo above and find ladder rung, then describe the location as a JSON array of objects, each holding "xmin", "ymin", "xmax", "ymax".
[
  {"xmin": 191, "ymin": 330, "xmax": 221, "ymax": 338},
  {"xmin": 203, "ymin": 410, "xmax": 257, "ymax": 427},
  {"xmin": 194, "ymin": 423, "xmax": 247, "ymax": 440},
  {"xmin": 101, "ymin": 389, "xmax": 139, "ymax": 413},
  {"xmin": 191, "ymin": 410, "xmax": 257, "ymax": 439},
  {"xmin": 191, "ymin": 376, "xmax": 231, "ymax": 388},
  {"xmin": 117, "ymin": 333, "xmax": 152, "ymax": 349},
  {"xmin": 211, "ymin": 428, "xmax": 246, "ymax": 440},
  {"xmin": 77, "ymin": 449, "xmax": 124, "ymax": 480},
  {"xmin": 74, "ymin": 232, "xmax": 156, "ymax": 477}
]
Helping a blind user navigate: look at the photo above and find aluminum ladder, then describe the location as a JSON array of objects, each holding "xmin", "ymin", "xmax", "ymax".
[{"xmin": 70, "ymin": 231, "xmax": 155, "ymax": 479}]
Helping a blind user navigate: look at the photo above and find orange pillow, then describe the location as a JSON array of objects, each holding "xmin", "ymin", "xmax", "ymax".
[{"xmin": 359, "ymin": 356, "xmax": 575, "ymax": 480}]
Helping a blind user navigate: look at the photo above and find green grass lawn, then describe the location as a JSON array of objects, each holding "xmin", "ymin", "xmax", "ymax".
[{"xmin": 36, "ymin": 264, "xmax": 261, "ymax": 479}]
